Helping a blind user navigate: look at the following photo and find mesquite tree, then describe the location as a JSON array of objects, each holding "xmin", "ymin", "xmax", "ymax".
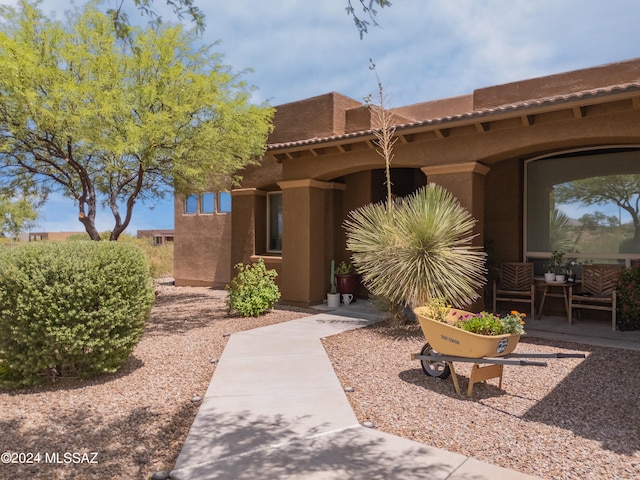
[{"xmin": 0, "ymin": 1, "xmax": 273, "ymax": 240}]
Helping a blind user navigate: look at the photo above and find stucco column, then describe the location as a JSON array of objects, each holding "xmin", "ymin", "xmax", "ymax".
[
  {"xmin": 421, "ymin": 162, "xmax": 490, "ymax": 244},
  {"xmin": 421, "ymin": 162, "xmax": 490, "ymax": 310},
  {"xmin": 277, "ymin": 179, "xmax": 345, "ymax": 306},
  {"xmin": 230, "ymin": 188, "xmax": 267, "ymax": 267}
]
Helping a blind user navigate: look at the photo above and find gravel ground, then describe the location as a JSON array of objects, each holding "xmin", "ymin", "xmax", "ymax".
[
  {"xmin": 3, "ymin": 288, "xmax": 639, "ymax": 480},
  {"xmin": 0, "ymin": 286, "xmax": 314, "ymax": 480},
  {"xmin": 322, "ymin": 320, "xmax": 640, "ymax": 480}
]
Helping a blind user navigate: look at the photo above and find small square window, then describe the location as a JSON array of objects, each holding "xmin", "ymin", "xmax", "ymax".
[
  {"xmin": 185, "ymin": 194, "xmax": 198, "ymax": 214},
  {"xmin": 219, "ymin": 191, "xmax": 231, "ymax": 213},
  {"xmin": 201, "ymin": 192, "xmax": 215, "ymax": 213}
]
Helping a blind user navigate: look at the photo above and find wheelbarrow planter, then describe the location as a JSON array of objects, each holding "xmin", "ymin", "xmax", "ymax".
[
  {"xmin": 413, "ymin": 307, "xmax": 521, "ymax": 358},
  {"xmin": 412, "ymin": 306, "xmax": 585, "ymax": 397}
]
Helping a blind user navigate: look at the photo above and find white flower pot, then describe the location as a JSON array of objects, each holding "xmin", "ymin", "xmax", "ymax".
[
  {"xmin": 544, "ymin": 272, "xmax": 556, "ymax": 282},
  {"xmin": 327, "ymin": 293, "xmax": 340, "ymax": 308},
  {"xmin": 555, "ymin": 274, "xmax": 566, "ymax": 282}
]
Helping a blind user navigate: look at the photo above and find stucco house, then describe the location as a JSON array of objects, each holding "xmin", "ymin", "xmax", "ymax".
[{"xmin": 173, "ymin": 57, "xmax": 640, "ymax": 310}]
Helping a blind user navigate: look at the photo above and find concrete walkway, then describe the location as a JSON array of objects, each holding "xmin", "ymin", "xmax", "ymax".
[{"xmin": 170, "ymin": 307, "xmax": 540, "ymax": 480}]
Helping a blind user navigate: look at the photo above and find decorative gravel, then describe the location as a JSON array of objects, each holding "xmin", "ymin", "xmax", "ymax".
[
  {"xmin": 322, "ymin": 320, "xmax": 640, "ymax": 480},
  {"xmin": 0, "ymin": 286, "xmax": 313, "ymax": 480},
  {"xmin": 4, "ymin": 288, "xmax": 638, "ymax": 480}
]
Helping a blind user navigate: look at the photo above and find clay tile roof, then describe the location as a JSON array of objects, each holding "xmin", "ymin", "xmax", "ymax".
[{"xmin": 267, "ymin": 82, "xmax": 640, "ymax": 151}]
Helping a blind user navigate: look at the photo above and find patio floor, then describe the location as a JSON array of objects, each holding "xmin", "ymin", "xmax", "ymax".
[{"xmin": 313, "ymin": 300, "xmax": 640, "ymax": 352}]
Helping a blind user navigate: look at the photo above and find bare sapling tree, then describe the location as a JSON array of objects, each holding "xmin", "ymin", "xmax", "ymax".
[{"xmin": 364, "ymin": 59, "xmax": 397, "ymax": 211}]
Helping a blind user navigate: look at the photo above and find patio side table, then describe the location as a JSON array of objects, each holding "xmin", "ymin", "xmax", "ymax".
[{"xmin": 537, "ymin": 280, "xmax": 580, "ymax": 320}]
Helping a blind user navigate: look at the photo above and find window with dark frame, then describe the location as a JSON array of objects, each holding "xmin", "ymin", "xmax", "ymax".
[{"xmin": 267, "ymin": 192, "xmax": 282, "ymax": 252}]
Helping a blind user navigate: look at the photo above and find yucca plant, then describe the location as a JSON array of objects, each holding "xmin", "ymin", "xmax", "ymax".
[{"xmin": 344, "ymin": 184, "xmax": 486, "ymax": 310}]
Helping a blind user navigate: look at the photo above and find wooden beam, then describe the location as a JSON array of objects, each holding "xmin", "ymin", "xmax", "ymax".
[
  {"xmin": 520, "ymin": 115, "xmax": 533, "ymax": 126},
  {"xmin": 434, "ymin": 128, "xmax": 449, "ymax": 139},
  {"xmin": 572, "ymin": 106, "xmax": 584, "ymax": 118},
  {"xmin": 475, "ymin": 122, "xmax": 487, "ymax": 133}
]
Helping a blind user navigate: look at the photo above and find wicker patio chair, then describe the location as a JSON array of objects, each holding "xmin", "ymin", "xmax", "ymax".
[
  {"xmin": 493, "ymin": 262, "xmax": 535, "ymax": 319},
  {"xmin": 568, "ymin": 264, "xmax": 621, "ymax": 331}
]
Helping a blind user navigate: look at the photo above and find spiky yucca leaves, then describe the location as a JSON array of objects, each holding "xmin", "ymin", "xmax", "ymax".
[{"xmin": 344, "ymin": 184, "xmax": 486, "ymax": 309}]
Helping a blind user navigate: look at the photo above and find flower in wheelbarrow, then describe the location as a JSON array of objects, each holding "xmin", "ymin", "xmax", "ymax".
[
  {"xmin": 456, "ymin": 310, "xmax": 526, "ymax": 336},
  {"xmin": 501, "ymin": 311, "xmax": 526, "ymax": 335}
]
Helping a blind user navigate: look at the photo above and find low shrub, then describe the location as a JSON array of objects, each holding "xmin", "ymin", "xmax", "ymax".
[
  {"xmin": 617, "ymin": 266, "xmax": 640, "ymax": 330},
  {"xmin": 226, "ymin": 259, "xmax": 280, "ymax": 317},
  {"xmin": 0, "ymin": 241, "xmax": 155, "ymax": 388}
]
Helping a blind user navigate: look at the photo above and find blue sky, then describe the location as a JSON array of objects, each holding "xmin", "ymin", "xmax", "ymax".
[{"xmin": 6, "ymin": 0, "xmax": 640, "ymax": 234}]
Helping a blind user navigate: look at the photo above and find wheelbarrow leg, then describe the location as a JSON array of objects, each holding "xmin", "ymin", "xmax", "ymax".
[
  {"xmin": 447, "ymin": 362, "xmax": 462, "ymax": 396},
  {"xmin": 467, "ymin": 363, "xmax": 504, "ymax": 397}
]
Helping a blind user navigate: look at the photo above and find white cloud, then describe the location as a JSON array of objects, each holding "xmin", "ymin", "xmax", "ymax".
[{"xmin": 5, "ymin": 0, "xmax": 640, "ymax": 232}]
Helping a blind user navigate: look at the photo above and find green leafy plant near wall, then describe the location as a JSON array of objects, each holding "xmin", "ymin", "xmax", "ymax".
[
  {"xmin": 617, "ymin": 266, "xmax": 640, "ymax": 330},
  {"xmin": 0, "ymin": 241, "xmax": 155, "ymax": 388},
  {"xmin": 226, "ymin": 259, "xmax": 281, "ymax": 317}
]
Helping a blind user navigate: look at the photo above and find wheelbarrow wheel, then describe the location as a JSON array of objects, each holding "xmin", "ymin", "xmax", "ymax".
[{"xmin": 419, "ymin": 343, "xmax": 451, "ymax": 379}]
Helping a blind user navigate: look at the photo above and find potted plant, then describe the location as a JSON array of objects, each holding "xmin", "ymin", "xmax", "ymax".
[
  {"xmin": 327, "ymin": 260, "xmax": 341, "ymax": 308},
  {"xmin": 545, "ymin": 251, "xmax": 566, "ymax": 282},
  {"xmin": 335, "ymin": 261, "xmax": 358, "ymax": 302}
]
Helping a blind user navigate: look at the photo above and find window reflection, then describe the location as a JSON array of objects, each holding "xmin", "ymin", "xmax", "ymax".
[{"xmin": 527, "ymin": 149, "xmax": 640, "ymax": 257}]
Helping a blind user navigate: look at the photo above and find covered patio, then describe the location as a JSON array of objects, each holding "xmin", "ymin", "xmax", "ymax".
[{"xmin": 312, "ymin": 298, "xmax": 640, "ymax": 351}]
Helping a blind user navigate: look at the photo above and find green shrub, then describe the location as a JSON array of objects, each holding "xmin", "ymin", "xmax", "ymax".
[
  {"xmin": 617, "ymin": 266, "xmax": 640, "ymax": 330},
  {"xmin": 0, "ymin": 241, "xmax": 155, "ymax": 388},
  {"xmin": 226, "ymin": 259, "xmax": 280, "ymax": 317},
  {"xmin": 68, "ymin": 233, "xmax": 174, "ymax": 279}
]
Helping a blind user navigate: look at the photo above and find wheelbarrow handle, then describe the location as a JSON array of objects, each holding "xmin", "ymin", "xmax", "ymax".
[{"xmin": 504, "ymin": 352, "xmax": 586, "ymax": 359}]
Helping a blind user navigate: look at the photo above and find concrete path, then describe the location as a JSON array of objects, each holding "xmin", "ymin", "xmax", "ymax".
[{"xmin": 170, "ymin": 310, "xmax": 539, "ymax": 480}]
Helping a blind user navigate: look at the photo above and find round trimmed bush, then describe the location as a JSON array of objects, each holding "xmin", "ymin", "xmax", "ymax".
[
  {"xmin": 0, "ymin": 241, "xmax": 155, "ymax": 388},
  {"xmin": 226, "ymin": 259, "xmax": 280, "ymax": 317}
]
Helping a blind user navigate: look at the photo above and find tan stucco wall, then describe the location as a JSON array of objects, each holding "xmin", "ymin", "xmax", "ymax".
[
  {"xmin": 173, "ymin": 195, "xmax": 232, "ymax": 287},
  {"xmin": 268, "ymin": 93, "xmax": 362, "ymax": 144},
  {"xmin": 173, "ymin": 58, "xmax": 640, "ymax": 307}
]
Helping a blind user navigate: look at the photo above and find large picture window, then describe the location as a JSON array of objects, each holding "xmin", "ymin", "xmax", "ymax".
[
  {"xmin": 526, "ymin": 148, "xmax": 640, "ymax": 264},
  {"xmin": 267, "ymin": 192, "xmax": 282, "ymax": 252}
]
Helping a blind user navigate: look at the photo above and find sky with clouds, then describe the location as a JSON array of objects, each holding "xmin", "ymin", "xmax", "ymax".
[{"xmin": 5, "ymin": 0, "xmax": 640, "ymax": 234}]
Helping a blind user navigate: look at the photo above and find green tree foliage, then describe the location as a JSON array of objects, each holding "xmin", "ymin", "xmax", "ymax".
[
  {"xmin": 555, "ymin": 175, "xmax": 640, "ymax": 251},
  {"xmin": 226, "ymin": 259, "xmax": 281, "ymax": 317},
  {"xmin": 0, "ymin": 1, "xmax": 274, "ymax": 241},
  {"xmin": 106, "ymin": 1, "xmax": 391, "ymax": 39},
  {"xmin": 106, "ymin": 0, "xmax": 206, "ymax": 38},
  {"xmin": 346, "ymin": 0, "xmax": 392, "ymax": 38},
  {"xmin": 0, "ymin": 241, "xmax": 155, "ymax": 388},
  {"xmin": 0, "ymin": 194, "xmax": 38, "ymax": 238}
]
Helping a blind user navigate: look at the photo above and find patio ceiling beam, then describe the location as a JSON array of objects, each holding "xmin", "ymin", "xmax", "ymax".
[
  {"xmin": 398, "ymin": 133, "xmax": 414, "ymax": 144},
  {"xmin": 434, "ymin": 128, "xmax": 449, "ymax": 139}
]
